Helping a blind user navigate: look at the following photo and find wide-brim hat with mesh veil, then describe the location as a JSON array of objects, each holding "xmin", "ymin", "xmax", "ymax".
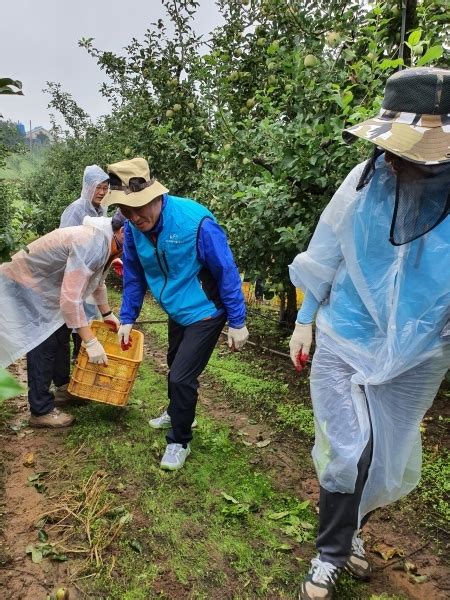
[
  {"xmin": 343, "ymin": 67, "xmax": 450, "ymax": 165},
  {"xmin": 102, "ymin": 157, "xmax": 169, "ymax": 208}
]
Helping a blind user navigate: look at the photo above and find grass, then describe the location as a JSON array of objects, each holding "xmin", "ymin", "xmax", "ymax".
[
  {"xmin": 63, "ymin": 352, "xmax": 324, "ymax": 598},
  {"xmin": 51, "ymin": 290, "xmax": 366, "ymax": 598},
  {"xmin": 411, "ymin": 448, "xmax": 450, "ymax": 533},
  {"xmin": 0, "ymin": 149, "xmax": 46, "ymax": 180}
]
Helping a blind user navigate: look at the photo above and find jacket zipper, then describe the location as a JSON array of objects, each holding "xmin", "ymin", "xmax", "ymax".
[
  {"xmin": 162, "ymin": 251, "xmax": 170, "ymax": 273},
  {"xmin": 151, "ymin": 236, "xmax": 168, "ymax": 309}
]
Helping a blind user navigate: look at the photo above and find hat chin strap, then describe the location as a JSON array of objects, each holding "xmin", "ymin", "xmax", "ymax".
[{"xmin": 110, "ymin": 178, "xmax": 155, "ymax": 194}]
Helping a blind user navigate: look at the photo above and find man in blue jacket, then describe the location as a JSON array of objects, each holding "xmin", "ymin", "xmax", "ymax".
[{"xmin": 102, "ymin": 157, "xmax": 249, "ymax": 471}]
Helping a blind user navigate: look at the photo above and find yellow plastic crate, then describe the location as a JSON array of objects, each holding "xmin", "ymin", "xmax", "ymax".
[
  {"xmin": 241, "ymin": 281, "xmax": 252, "ymax": 301},
  {"xmin": 68, "ymin": 320, "xmax": 144, "ymax": 406}
]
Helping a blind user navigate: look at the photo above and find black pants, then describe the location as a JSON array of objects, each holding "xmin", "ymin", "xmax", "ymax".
[
  {"xmin": 26, "ymin": 324, "xmax": 71, "ymax": 416},
  {"xmin": 317, "ymin": 393, "xmax": 374, "ymax": 567},
  {"xmin": 166, "ymin": 314, "xmax": 226, "ymax": 446},
  {"xmin": 71, "ymin": 332, "xmax": 82, "ymax": 361}
]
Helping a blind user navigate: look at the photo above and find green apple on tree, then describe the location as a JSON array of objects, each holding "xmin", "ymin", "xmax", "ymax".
[
  {"xmin": 304, "ymin": 54, "xmax": 318, "ymax": 67},
  {"xmin": 326, "ymin": 31, "xmax": 342, "ymax": 47},
  {"xmin": 271, "ymin": 40, "xmax": 280, "ymax": 51}
]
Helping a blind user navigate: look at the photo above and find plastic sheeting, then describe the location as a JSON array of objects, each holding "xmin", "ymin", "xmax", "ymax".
[
  {"xmin": 289, "ymin": 156, "xmax": 450, "ymax": 519},
  {"xmin": 0, "ymin": 216, "xmax": 113, "ymax": 368},
  {"xmin": 59, "ymin": 165, "xmax": 108, "ymax": 227}
]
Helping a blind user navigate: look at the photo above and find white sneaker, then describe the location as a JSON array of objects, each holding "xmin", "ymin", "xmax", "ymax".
[
  {"xmin": 149, "ymin": 410, "xmax": 197, "ymax": 429},
  {"xmin": 160, "ymin": 443, "xmax": 191, "ymax": 471}
]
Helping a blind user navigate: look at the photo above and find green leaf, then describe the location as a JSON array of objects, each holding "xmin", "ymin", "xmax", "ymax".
[
  {"xmin": 417, "ymin": 45, "xmax": 444, "ymax": 67},
  {"xmin": 31, "ymin": 548, "xmax": 44, "ymax": 563},
  {"xmin": 342, "ymin": 91, "xmax": 353, "ymax": 108},
  {"xmin": 0, "ymin": 78, "xmax": 22, "ymax": 88},
  {"xmin": 51, "ymin": 553, "xmax": 68, "ymax": 562},
  {"xmin": 38, "ymin": 529, "xmax": 48, "ymax": 542},
  {"xmin": 408, "ymin": 29, "xmax": 422, "ymax": 46},
  {"xmin": 0, "ymin": 78, "xmax": 23, "ymax": 95},
  {"xmin": 221, "ymin": 492, "xmax": 239, "ymax": 504},
  {"xmin": 267, "ymin": 511, "xmax": 290, "ymax": 520},
  {"xmin": 297, "ymin": 500, "xmax": 311, "ymax": 511},
  {"xmin": 129, "ymin": 539, "xmax": 143, "ymax": 553},
  {"xmin": 379, "ymin": 58, "xmax": 404, "ymax": 70},
  {"xmin": 0, "ymin": 368, "xmax": 24, "ymax": 402},
  {"xmin": 274, "ymin": 543, "xmax": 292, "ymax": 551},
  {"xmin": 31, "ymin": 547, "xmax": 43, "ymax": 563},
  {"xmin": 119, "ymin": 512, "xmax": 133, "ymax": 525}
]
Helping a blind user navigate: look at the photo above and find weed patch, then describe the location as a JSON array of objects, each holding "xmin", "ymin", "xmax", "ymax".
[{"xmin": 60, "ymin": 355, "xmax": 330, "ymax": 598}]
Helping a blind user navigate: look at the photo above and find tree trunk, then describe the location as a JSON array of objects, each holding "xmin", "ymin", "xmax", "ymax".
[
  {"xmin": 401, "ymin": 0, "xmax": 418, "ymax": 65},
  {"xmin": 280, "ymin": 285, "xmax": 297, "ymax": 325}
]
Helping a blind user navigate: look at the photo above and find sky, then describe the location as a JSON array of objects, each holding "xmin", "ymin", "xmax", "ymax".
[{"xmin": 0, "ymin": 0, "xmax": 222, "ymax": 131}]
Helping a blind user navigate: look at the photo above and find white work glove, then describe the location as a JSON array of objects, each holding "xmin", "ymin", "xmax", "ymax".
[
  {"xmin": 118, "ymin": 323, "xmax": 133, "ymax": 351},
  {"xmin": 289, "ymin": 322, "xmax": 313, "ymax": 372},
  {"xmin": 228, "ymin": 325, "xmax": 249, "ymax": 351},
  {"xmin": 83, "ymin": 337, "xmax": 108, "ymax": 366},
  {"xmin": 103, "ymin": 311, "xmax": 120, "ymax": 332}
]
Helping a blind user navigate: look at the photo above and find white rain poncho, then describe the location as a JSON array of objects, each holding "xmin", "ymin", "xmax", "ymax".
[
  {"xmin": 289, "ymin": 156, "xmax": 450, "ymax": 520},
  {"xmin": 59, "ymin": 165, "xmax": 108, "ymax": 227},
  {"xmin": 0, "ymin": 216, "xmax": 113, "ymax": 368},
  {"xmin": 60, "ymin": 165, "xmax": 108, "ymax": 320}
]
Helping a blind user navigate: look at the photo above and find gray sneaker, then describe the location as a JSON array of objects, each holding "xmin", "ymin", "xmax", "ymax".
[
  {"xmin": 345, "ymin": 533, "xmax": 372, "ymax": 581},
  {"xmin": 149, "ymin": 411, "xmax": 197, "ymax": 429},
  {"xmin": 299, "ymin": 557, "xmax": 341, "ymax": 600},
  {"xmin": 160, "ymin": 443, "xmax": 191, "ymax": 471}
]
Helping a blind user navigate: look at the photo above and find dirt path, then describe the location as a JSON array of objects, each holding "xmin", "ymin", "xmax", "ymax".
[{"xmin": 0, "ymin": 362, "xmax": 80, "ymax": 599}]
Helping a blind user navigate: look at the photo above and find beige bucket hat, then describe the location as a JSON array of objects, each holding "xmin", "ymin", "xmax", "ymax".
[
  {"xmin": 102, "ymin": 157, "xmax": 169, "ymax": 208},
  {"xmin": 343, "ymin": 67, "xmax": 450, "ymax": 165}
]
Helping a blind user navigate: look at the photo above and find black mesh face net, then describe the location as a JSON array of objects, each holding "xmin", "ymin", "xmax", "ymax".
[{"xmin": 389, "ymin": 165, "xmax": 450, "ymax": 246}]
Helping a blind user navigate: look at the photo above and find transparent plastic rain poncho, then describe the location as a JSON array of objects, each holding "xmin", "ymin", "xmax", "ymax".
[
  {"xmin": 59, "ymin": 165, "xmax": 108, "ymax": 319},
  {"xmin": 0, "ymin": 216, "xmax": 113, "ymax": 368},
  {"xmin": 59, "ymin": 165, "xmax": 108, "ymax": 227},
  {"xmin": 289, "ymin": 156, "xmax": 450, "ymax": 520}
]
